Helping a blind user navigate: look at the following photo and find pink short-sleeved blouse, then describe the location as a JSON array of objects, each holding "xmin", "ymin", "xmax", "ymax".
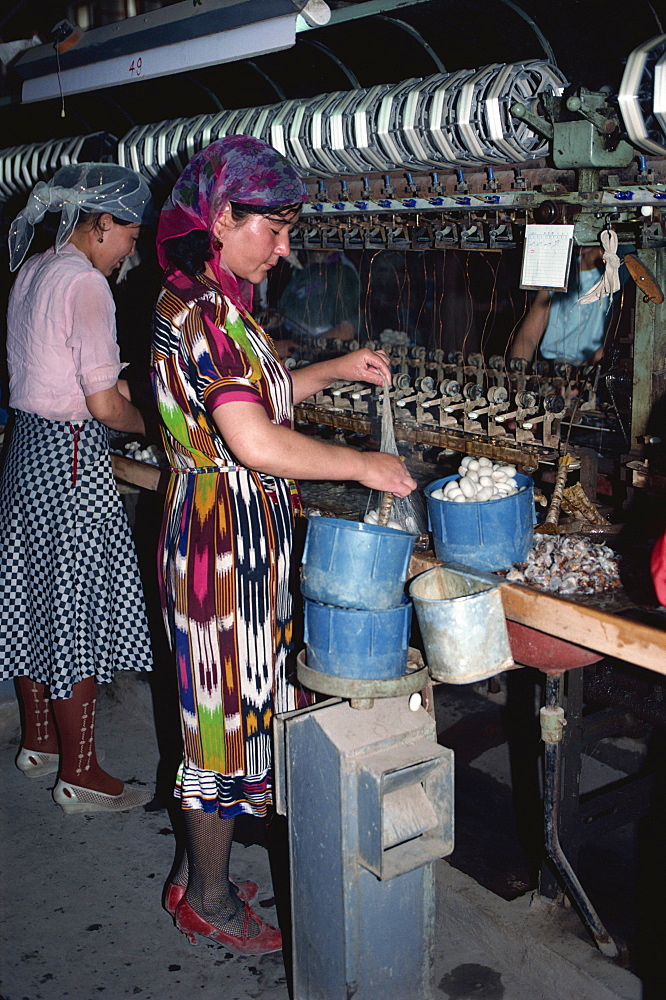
[{"xmin": 6, "ymin": 244, "xmax": 126, "ymax": 422}]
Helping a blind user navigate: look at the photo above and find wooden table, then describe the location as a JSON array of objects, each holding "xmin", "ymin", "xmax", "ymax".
[
  {"xmin": 112, "ymin": 456, "xmax": 666, "ymax": 677},
  {"xmin": 407, "ymin": 550, "xmax": 666, "ymax": 676}
]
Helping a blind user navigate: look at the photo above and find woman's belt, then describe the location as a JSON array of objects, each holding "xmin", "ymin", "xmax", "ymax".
[{"xmin": 169, "ymin": 465, "xmax": 243, "ymax": 474}]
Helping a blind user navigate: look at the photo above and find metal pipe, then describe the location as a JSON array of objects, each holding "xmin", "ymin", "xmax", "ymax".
[
  {"xmin": 540, "ymin": 674, "xmax": 620, "ymax": 959},
  {"xmin": 244, "ymin": 60, "xmax": 287, "ymax": 102},
  {"xmin": 493, "ymin": 0, "xmax": 558, "ymax": 66},
  {"xmin": 297, "ymin": 37, "xmax": 361, "ymax": 89},
  {"xmin": 375, "ymin": 15, "xmax": 447, "ymax": 73}
]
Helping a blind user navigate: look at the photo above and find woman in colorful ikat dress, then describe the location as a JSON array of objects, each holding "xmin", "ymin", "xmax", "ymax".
[
  {"xmin": 0, "ymin": 163, "xmax": 153, "ymax": 814},
  {"xmin": 153, "ymin": 135, "xmax": 416, "ymax": 955}
]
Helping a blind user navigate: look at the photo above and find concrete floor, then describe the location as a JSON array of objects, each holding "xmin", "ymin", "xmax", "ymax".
[{"xmin": 0, "ymin": 672, "xmax": 647, "ymax": 1000}]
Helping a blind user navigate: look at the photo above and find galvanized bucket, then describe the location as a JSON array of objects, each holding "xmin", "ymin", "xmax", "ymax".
[{"xmin": 409, "ymin": 565, "xmax": 514, "ymax": 684}]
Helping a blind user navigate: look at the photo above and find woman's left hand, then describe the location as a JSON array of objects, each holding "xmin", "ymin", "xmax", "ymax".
[
  {"xmin": 330, "ymin": 348, "xmax": 392, "ymax": 387},
  {"xmin": 290, "ymin": 347, "xmax": 392, "ymax": 405}
]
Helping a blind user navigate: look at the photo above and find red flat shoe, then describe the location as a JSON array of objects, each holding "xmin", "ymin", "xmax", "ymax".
[
  {"xmin": 163, "ymin": 879, "xmax": 258, "ymax": 918},
  {"xmin": 174, "ymin": 897, "xmax": 282, "ymax": 955}
]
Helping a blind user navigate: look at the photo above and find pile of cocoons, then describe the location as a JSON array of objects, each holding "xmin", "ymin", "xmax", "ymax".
[
  {"xmin": 363, "ymin": 508, "xmax": 418, "ymax": 532},
  {"xmin": 122, "ymin": 441, "xmax": 165, "ymax": 466},
  {"xmin": 430, "ymin": 455, "xmax": 524, "ymax": 503}
]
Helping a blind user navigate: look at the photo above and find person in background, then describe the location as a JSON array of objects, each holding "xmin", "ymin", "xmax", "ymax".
[
  {"xmin": 510, "ymin": 245, "xmax": 629, "ymax": 366},
  {"xmin": 0, "ymin": 163, "xmax": 154, "ymax": 814},
  {"xmin": 153, "ymin": 135, "xmax": 415, "ymax": 956},
  {"xmin": 265, "ymin": 248, "xmax": 360, "ymax": 357}
]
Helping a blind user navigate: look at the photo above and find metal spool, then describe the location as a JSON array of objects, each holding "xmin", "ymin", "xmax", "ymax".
[{"xmin": 618, "ymin": 33, "xmax": 666, "ymax": 155}]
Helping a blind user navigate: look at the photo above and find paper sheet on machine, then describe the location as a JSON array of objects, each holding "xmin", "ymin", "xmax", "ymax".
[{"xmin": 520, "ymin": 224, "xmax": 575, "ymax": 291}]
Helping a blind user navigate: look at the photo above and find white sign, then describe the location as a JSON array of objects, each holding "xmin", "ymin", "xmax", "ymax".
[
  {"xmin": 520, "ymin": 224, "xmax": 575, "ymax": 292},
  {"xmin": 22, "ymin": 14, "xmax": 297, "ymax": 104}
]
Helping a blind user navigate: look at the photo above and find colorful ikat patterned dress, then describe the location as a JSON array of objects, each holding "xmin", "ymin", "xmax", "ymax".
[{"xmin": 152, "ymin": 269, "xmax": 308, "ymax": 818}]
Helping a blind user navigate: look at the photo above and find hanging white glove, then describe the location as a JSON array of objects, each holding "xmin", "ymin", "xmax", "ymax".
[{"xmin": 577, "ymin": 230, "xmax": 621, "ymax": 303}]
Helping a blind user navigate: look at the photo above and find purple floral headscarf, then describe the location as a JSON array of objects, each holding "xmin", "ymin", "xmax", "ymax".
[{"xmin": 156, "ymin": 135, "xmax": 307, "ymax": 311}]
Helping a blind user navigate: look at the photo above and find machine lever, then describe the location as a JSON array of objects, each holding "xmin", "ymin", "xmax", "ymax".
[{"xmin": 622, "ymin": 254, "xmax": 664, "ymax": 303}]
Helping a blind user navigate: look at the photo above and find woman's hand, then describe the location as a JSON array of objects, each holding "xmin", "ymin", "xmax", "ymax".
[
  {"xmin": 327, "ymin": 348, "xmax": 391, "ymax": 387},
  {"xmin": 358, "ymin": 451, "xmax": 417, "ymax": 497},
  {"xmin": 213, "ymin": 400, "xmax": 416, "ymax": 497},
  {"xmin": 290, "ymin": 348, "xmax": 392, "ymax": 404}
]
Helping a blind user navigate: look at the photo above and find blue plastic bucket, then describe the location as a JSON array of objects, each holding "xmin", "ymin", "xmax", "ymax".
[
  {"xmin": 425, "ymin": 473, "xmax": 535, "ymax": 572},
  {"xmin": 301, "ymin": 515, "xmax": 417, "ymax": 611},
  {"xmin": 303, "ymin": 597, "xmax": 412, "ymax": 678}
]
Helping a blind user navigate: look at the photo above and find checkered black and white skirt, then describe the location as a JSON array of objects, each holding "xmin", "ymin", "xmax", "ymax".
[{"xmin": 0, "ymin": 411, "xmax": 153, "ymax": 698}]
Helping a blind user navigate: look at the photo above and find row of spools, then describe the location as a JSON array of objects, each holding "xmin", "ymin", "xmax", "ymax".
[
  {"xmin": 301, "ymin": 473, "xmax": 534, "ymax": 685},
  {"xmin": 116, "ymin": 34, "xmax": 666, "ymax": 181},
  {"xmin": 0, "ymin": 59, "xmax": 564, "ymax": 200},
  {"xmin": 1, "ymin": 35, "xmax": 665, "ymax": 204},
  {"xmin": 120, "ymin": 60, "xmax": 565, "ymax": 183}
]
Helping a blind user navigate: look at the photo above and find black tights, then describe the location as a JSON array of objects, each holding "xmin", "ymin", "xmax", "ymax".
[{"xmin": 178, "ymin": 811, "xmax": 245, "ymax": 933}]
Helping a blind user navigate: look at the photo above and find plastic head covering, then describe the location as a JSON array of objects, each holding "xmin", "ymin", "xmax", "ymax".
[
  {"xmin": 156, "ymin": 134, "xmax": 307, "ymax": 312},
  {"xmin": 8, "ymin": 162, "xmax": 152, "ymax": 273}
]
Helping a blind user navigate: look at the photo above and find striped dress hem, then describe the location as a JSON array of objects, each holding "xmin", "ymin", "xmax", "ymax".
[{"xmin": 175, "ymin": 762, "xmax": 272, "ymax": 819}]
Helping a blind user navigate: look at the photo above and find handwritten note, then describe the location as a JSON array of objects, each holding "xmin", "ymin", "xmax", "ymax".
[{"xmin": 520, "ymin": 224, "xmax": 575, "ymax": 291}]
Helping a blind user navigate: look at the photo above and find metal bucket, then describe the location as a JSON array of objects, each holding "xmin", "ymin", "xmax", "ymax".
[
  {"xmin": 409, "ymin": 565, "xmax": 514, "ymax": 684},
  {"xmin": 301, "ymin": 515, "xmax": 417, "ymax": 611}
]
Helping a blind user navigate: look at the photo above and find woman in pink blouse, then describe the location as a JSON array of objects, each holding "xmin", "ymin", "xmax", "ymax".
[{"xmin": 0, "ymin": 163, "xmax": 154, "ymax": 813}]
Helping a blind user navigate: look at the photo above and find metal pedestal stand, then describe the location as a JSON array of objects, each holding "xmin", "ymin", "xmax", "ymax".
[{"xmin": 274, "ymin": 651, "xmax": 454, "ymax": 1000}]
